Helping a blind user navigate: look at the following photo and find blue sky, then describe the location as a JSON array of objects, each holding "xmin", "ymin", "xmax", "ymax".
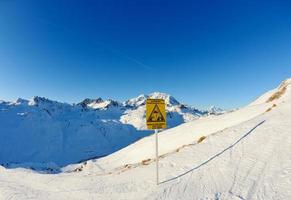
[{"xmin": 0, "ymin": 0, "xmax": 291, "ymax": 109}]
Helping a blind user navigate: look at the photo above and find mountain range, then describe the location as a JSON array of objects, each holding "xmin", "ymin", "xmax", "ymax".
[
  {"xmin": 0, "ymin": 92, "xmax": 224, "ymax": 168},
  {"xmin": 0, "ymin": 79, "xmax": 290, "ymax": 199}
]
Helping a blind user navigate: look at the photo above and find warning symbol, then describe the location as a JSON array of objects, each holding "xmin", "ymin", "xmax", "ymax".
[
  {"xmin": 147, "ymin": 104, "xmax": 165, "ymax": 122},
  {"xmin": 146, "ymin": 99, "xmax": 166, "ymax": 130}
]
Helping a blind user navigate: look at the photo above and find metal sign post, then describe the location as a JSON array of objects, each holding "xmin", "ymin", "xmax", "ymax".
[
  {"xmin": 146, "ymin": 99, "xmax": 166, "ymax": 185},
  {"xmin": 155, "ymin": 129, "xmax": 159, "ymax": 185}
]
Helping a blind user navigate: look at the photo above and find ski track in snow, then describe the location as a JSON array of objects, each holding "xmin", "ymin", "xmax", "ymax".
[
  {"xmin": 0, "ymin": 105, "xmax": 290, "ymax": 200},
  {"xmin": 152, "ymin": 105, "xmax": 291, "ymax": 200}
]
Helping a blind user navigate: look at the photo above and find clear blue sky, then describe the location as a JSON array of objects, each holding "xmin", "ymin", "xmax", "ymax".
[{"xmin": 0, "ymin": 0, "xmax": 291, "ymax": 109}]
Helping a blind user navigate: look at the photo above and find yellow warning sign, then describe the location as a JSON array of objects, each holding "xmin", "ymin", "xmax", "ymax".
[{"xmin": 146, "ymin": 99, "xmax": 166, "ymax": 130}]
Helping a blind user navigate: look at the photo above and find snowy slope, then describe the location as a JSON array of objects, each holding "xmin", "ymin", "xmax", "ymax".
[
  {"xmin": 83, "ymin": 82, "xmax": 288, "ymax": 172},
  {"xmin": 0, "ymin": 79, "xmax": 290, "ymax": 200},
  {"xmin": 0, "ymin": 92, "xmax": 216, "ymax": 168},
  {"xmin": 90, "ymin": 79, "xmax": 291, "ymax": 172}
]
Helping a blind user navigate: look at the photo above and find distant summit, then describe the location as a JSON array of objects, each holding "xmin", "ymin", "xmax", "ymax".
[
  {"xmin": 207, "ymin": 106, "xmax": 225, "ymax": 115},
  {"xmin": 124, "ymin": 92, "xmax": 180, "ymax": 108}
]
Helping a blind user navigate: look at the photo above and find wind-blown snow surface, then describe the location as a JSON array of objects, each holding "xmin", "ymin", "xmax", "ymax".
[
  {"xmin": 0, "ymin": 92, "xmax": 214, "ymax": 168},
  {"xmin": 0, "ymin": 79, "xmax": 290, "ymax": 199}
]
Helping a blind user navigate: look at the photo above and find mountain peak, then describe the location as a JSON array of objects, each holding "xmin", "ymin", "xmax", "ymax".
[
  {"xmin": 124, "ymin": 94, "xmax": 148, "ymax": 107},
  {"xmin": 29, "ymin": 96, "xmax": 55, "ymax": 106},
  {"xmin": 125, "ymin": 92, "xmax": 180, "ymax": 108},
  {"xmin": 78, "ymin": 98, "xmax": 104, "ymax": 108},
  {"xmin": 78, "ymin": 98, "xmax": 121, "ymax": 110},
  {"xmin": 148, "ymin": 92, "xmax": 180, "ymax": 105},
  {"xmin": 15, "ymin": 98, "xmax": 29, "ymax": 105},
  {"xmin": 207, "ymin": 106, "xmax": 225, "ymax": 114}
]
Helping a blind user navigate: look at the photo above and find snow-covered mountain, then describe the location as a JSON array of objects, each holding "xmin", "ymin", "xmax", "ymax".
[
  {"xmin": 0, "ymin": 79, "xmax": 290, "ymax": 200},
  {"xmin": 0, "ymin": 96, "xmax": 145, "ymax": 168},
  {"xmin": 121, "ymin": 92, "xmax": 208, "ymax": 130},
  {"xmin": 207, "ymin": 105, "xmax": 226, "ymax": 115},
  {"xmin": 93, "ymin": 79, "xmax": 290, "ymax": 170},
  {"xmin": 0, "ymin": 92, "xmax": 222, "ymax": 168}
]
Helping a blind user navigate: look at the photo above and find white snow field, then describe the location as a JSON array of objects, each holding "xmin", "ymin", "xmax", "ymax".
[{"xmin": 0, "ymin": 78, "xmax": 290, "ymax": 199}]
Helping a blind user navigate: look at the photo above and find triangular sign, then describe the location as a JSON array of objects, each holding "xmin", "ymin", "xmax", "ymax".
[{"xmin": 147, "ymin": 104, "xmax": 165, "ymax": 123}]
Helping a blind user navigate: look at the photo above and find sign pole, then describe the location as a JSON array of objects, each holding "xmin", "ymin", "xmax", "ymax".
[
  {"xmin": 155, "ymin": 129, "xmax": 159, "ymax": 185},
  {"xmin": 146, "ymin": 99, "xmax": 166, "ymax": 185}
]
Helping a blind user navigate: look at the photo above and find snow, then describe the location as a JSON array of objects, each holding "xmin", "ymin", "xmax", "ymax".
[
  {"xmin": 90, "ymin": 102, "xmax": 270, "ymax": 172},
  {"xmin": 121, "ymin": 92, "xmax": 207, "ymax": 130},
  {"xmin": 151, "ymin": 103, "xmax": 291, "ymax": 200},
  {"xmin": 0, "ymin": 79, "xmax": 290, "ymax": 199},
  {"xmin": 124, "ymin": 92, "xmax": 180, "ymax": 108},
  {"xmin": 0, "ymin": 92, "xmax": 215, "ymax": 168},
  {"xmin": 250, "ymin": 78, "xmax": 291, "ymax": 106},
  {"xmin": 207, "ymin": 105, "xmax": 226, "ymax": 115}
]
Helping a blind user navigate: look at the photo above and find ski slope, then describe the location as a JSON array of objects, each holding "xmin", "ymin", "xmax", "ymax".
[{"xmin": 0, "ymin": 78, "xmax": 290, "ymax": 199}]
